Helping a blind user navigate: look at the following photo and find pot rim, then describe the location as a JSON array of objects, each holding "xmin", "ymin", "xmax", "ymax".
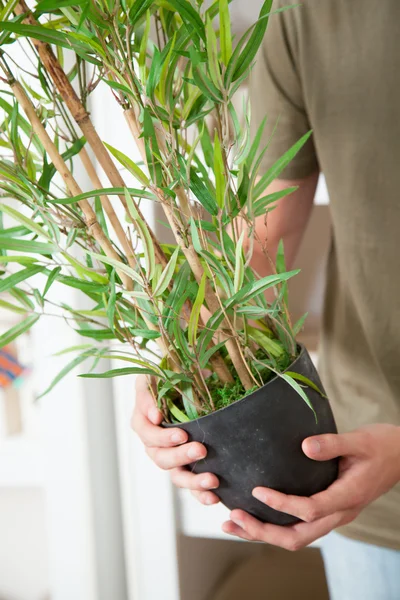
[{"xmin": 163, "ymin": 343, "xmax": 308, "ymax": 427}]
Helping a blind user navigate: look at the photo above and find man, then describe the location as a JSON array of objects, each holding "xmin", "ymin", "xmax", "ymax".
[{"xmin": 132, "ymin": 2, "xmax": 400, "ymax": 597}]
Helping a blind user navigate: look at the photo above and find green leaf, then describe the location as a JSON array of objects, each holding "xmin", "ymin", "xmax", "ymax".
[
  {"xmin": 107, "ymin": 269, "xmax": 116, "ymax": 330},
  {"xmin": 247, "ymin": 325, "xmax": 284, "ymax": 358},
  {"xmin": 230, "ymin": 0, "xmax": 273, "ymax": 83},
  {"xmin": 285, "ymin": 371, "xmax": 327, "ymax": 399},
  {"xmin": 0, "ymin": 255, "xmax": 38, "ymax": 266},
  {"xmin": 219, "ymin": 0, "xmax": 232, "ymax": 65},
  {"xmin": 124, "ymin": 189, "xmax": 155, "ymax": 280},
  {"xmin": 37, "ymin": 352, "xmax": 91, "ymax": 398},
  {"xmin": 234, "ymin": 230, "xmax": 245, "ymax": 294},
  {"xmin": 254, "ymin": 132, "xmax": 313, "ymax": 198},
  {"xmin": 0, "ymin": 265, "xmax": 46, "ymax": 294},
  {"xmin": 80, "ymin": 367, "xmax": 159, "ymax": 378},
  {"xmin": 167, "ymin": 398, "xmax": 190, "ymax": 423},
  {"xmin": 205, "ymin": 15, "xmax": 223, "ymax": 90},
  {"xmin": 101, "ymin": 144, "xmax": 150, "ymax": 185},
  {"xmin": 0, "ymin": 315, "xmax": 39, "ymax": 347},
  {"xmin": 280, "ymin": 373, "xmax": 317, "ymax": 422},
  {"xmin": 0, "ymin": 299, "xmax": 28, "ymax": 315},
  {"xmin": 36, "ymin": 0, "xmax": 88, "ymax": 12},
  {"xmin": 293, "ymin": 312, "xmax": 308, "ymax": 336},
  {"xmin": 189, "ymin": 218, "xmax": 203, "ymax": 253},
  {"xmin": 0, "ymin": 238, "xmax": 56, "ymax": 254},
  {"xmin": 188, "ymin": 272, "xmax": 206, "ymax": 347},
  {"xmin": 276, "ymin": 239, "xmax": 288, "ymax": 306},
  {"xmin": 181, "ymin": 382, "xmax": 198, "ymax": 420},
  {"xmin": 0, "ymin": 203, "xmax": 52, "ymax": 240},
  {"xmin": 213, "ymin": 131, "xmax": 225, "ymax": 210},
  {"xmin": 166, "ymin": 0, "xmax": 206, "ymax": 42},
  {"xmin": 189, "ymin": 168, "xmax": 219, "ymax": 216},
  {"xmin": 253, "ymin": 186, "xmax": 298, "ymax": 217},
  {"xmin": 153, "ymin": 246, "xmax": 180, "ymax": 297},
  {"xmin": 88, "ymin": 251, "xmax": 143, "ymax": 286},
  {"xmin": 50, "ymin": 186, "xmax": 156, "ymax": 204}
]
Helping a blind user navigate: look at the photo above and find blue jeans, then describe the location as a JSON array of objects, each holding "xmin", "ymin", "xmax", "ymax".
[{"xmin": 320, "ymin": 532, "xmax": 400, "ymax": 600}]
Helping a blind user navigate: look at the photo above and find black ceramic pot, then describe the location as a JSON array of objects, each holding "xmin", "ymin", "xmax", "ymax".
[{"xmin": 164, "ymin": 346, "xmax": 338, "ymax": 525}]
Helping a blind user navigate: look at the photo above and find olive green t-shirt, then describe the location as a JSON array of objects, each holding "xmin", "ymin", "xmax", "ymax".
[{"xmin": 250, "ymin": 0, "xmax": 400, "ymax": 550}]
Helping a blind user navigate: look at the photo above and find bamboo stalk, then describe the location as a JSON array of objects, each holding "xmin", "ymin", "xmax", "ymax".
[
  {"xmin": 79, "ymin": 146, "xmax": 136, "ymax": 272},
  {"xmin": 14, "ymin": 0, "xmax": 168, "ymax": 270},
  {"xmin": 8, "ymin": 78, "xmax": 135, "ymax": 290},
  {"xmin": 124, "ymin": 109, "xmax": 237, "ymax": 385}
]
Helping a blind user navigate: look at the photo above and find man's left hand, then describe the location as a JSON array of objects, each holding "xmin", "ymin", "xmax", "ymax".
[{"xmin": 222, "ymin": 424, "xmax": 400, "ymax": 551}]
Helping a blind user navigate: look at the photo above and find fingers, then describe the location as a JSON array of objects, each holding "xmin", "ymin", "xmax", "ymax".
[
  {"xmin": 170, "ymin": 467, "xmax": 219, "ymax": 491},
  {"xmin": 132, "ymin": 376, "xmax": 189, "ymax": 448},
  {"xmin": 222, "ymin": 521, "xmax": 254, "ymax": 541},
  {"xmin": 252, "ymin": 467, "xmax": 362, "ymax": 523},
  {"xmin": 191, "ymin": 489, "xmax": 220, "ymax": 506},
  {"xmin": 147, "ymin": 441, "xmax": 207, "ymax": 470},
  {"xmin": 226, "ymin": 508, "xmax": 349, "ymax": 551},
  {"xmin": 302, "ymin": 431, "xmax": 369, "ymax": 461}
]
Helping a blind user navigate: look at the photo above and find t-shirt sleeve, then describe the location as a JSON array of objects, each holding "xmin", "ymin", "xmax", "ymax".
[{"xmin": 249, "ymin": 2, "xmax": 318, "ymax": 180}]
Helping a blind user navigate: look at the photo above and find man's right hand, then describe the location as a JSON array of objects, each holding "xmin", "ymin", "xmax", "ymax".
[{"xmin": 131, "ymin": 374, "xmax": 220, "ymax": 505}]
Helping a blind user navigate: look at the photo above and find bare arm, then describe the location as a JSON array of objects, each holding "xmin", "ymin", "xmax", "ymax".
[{"xmin": 249, "ymin": 170, "xmax": 319, "ymax": 277}]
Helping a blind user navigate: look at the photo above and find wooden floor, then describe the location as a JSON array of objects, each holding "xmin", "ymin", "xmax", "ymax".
[{"xmin": 211, "ymin": 546, "xmax": 329, "ymax": 600}]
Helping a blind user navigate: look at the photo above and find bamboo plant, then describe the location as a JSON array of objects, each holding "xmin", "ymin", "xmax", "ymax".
[{"xmin": 0, "ymin": 0, "xmax": 314, "ymax": 422}]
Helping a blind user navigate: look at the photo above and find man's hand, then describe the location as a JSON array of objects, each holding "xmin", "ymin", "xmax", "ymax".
[
  {"xmin": 131, "ymin": 375, "xmax": 220, "ymax": 505},
  {"xmin": 222, "ymin": 424, "xmax": 400, "ymax": 550}
]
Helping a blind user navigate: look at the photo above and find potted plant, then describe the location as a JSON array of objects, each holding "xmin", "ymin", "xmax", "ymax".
[{"xmin": 0, "ymin": 0, "xmax": 337, "ymax": 525}]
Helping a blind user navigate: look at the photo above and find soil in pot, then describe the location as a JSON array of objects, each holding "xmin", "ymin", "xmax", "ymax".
[{"xmin": 163, "ymin": 346, "xmax": 338, "ymax": 525}]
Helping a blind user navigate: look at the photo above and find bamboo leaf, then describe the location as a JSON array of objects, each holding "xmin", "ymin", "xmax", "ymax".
[
  {"xmin": 293, "ymin": 312, "xmax": 308, "ymax": 336},
  {"xmin": 181, "ymin": 382, "xmax": 198, "ymax": 420},
  {"xmin": 247, "ymin": 325, "xmax": 284, "ymax": 358},
  {"xmin": 43, "ymin": 266, "xmax": 61, "ymax": 297},
  {"xmin": 106, "ymin": 269, "xmax": 116, "ymax": 330},
  {"xmin": 0, "ymin": 238, "xmax": 57, "ymax": 254},
  {"xmin": 37, "ymin": 352, "xmax": 92, "ymax": 398},
  {"xmin": 254, "ymin": 132, "xmax": 313, "ymax": 198},
  {"xmin": 285, "ymin": 371, "xmax": 327, "ymax": 399},
  {"xmin": 88, "ymin": 251, "xmax": 143, "ymax": 286},
  {"xmin": 153, "ymin": 246, "xmax": 180, "ymax": 297},
  {"xmin": 188, "ymin": 272, "xmax": 206, "ymax": 347},
  {"xmin": 280, "ymin": 373, "xmax": 317, "ymax": 422},
  {"xmin": 0, "ymin": 265, "xmax": 46, "ymax": 294},
  {"xmin": 213, "ymin": 131, "xmax": 225, "ymax": 210},
  {"xmin": 0, "ymin": 255, "xmax": 39, "ymax": 266},
  {"xmin": 0, "ymin": 203, "xmax": 51, "ymax": 240},
  {"xmin": 234, "ymin": 230, "xmax": 245, "ymax": 294},
  {"xmin": 166, "ymin": 0, "xmax": 206, "ymax": 42},
  {"xmin": 167, "ymin": 398, "xmax": 190, "ymax": 423},
  {"xmin": 80, "ymin": 366, "xmax": 159, "ymax": 378},
  {"xmin": 253, "ymin": 186, "xmax": 298, "ymax": 217},
  {"xmin": 205, "ymin": 15, "xmax": 223, "ymax": 90},
  {"xmin": 50, "ymin": 187, "xmax": 156, "ymax": 204},
  {"xmin": 231, "ymin": 0, "xmax": 272, "ymax": 82},
  {"xmin": 103, "ymin": 143, "xmax": 150, "ymax": 186},
  {"xmin": 189, "ymin": 168, "xmax": 219, "ymax": 216},
  {"xmin": 124, "ymin": 189, "xmax": 155, "ymax": 280},
  {"xmin": 0, "ymin": 314, "xmax": 39, "ymax": 348},
  {"xmin": 0, "ymin": 299, "xmax": 28, "ymax": 315},
  {"xmin": 219, "ymin": 0, "xmax": 232, "ymax": 65}
]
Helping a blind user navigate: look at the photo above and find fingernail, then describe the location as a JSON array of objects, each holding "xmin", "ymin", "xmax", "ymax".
[
  {"xmin": 308, "ymin": 439, "xmax": 321, "ymax": 454},
  {"xmin": 149, "ymin": 407, "xmax": 160, "ymax": 422},
  {"xmin": 171, "ymin": 433, "xmax": 185, "ymax": 444},
  {"xmin": 188, "ymin": 447, "xmax": 203, "ymax": 460},
  {"xmin": 252, "ymin": 488, "xmax": 267, "ymax": 503},
  {"xmin": 205, "ymin": 496, "xmax": 214, "ymax": 505},
  {"xmin": 231, "ymin": 517, "xmax": 244, "ymax": 528}
]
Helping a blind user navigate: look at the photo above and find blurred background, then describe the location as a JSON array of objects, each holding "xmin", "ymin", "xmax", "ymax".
[{"xmin": 0, "ymin": 1, "xmax": 332, "ymax": 599}]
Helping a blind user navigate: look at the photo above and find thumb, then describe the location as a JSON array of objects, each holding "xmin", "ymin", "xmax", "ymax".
[{"xmin": 302, "ymin": 432, "xmax": 362, "ymax": 461}]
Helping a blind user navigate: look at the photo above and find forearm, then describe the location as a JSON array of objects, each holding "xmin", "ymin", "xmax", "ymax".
[{"xmin": 249, "ymin": 171, "xmax": 319, "ymax": 277}]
